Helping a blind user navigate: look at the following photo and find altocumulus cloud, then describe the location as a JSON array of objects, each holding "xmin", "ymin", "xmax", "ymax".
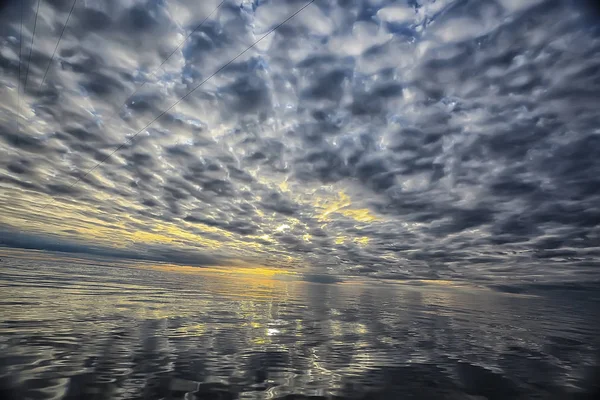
[{"xmin": 0, "ymin": 0, "xmax": 599, "ymax": 283}]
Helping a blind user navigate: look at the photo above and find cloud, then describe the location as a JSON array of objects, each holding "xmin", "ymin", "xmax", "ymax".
[
  {"xmin": 0, "ymin": 224, "xmax": 221, "ymax": 266},
  {"xmin": 1, "ymin": 0, "xmax": 599, "ymax": 282}
]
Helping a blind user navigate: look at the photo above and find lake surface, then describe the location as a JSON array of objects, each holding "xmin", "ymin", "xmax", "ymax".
[{"xmin": 0, "ymin": 250, "xmax": 599, "ymax": 399}]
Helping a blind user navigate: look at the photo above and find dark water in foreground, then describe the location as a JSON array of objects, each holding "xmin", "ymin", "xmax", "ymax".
[{"xmin": 0, "ymin": 251, "xmax": 599, "ymax": 399}]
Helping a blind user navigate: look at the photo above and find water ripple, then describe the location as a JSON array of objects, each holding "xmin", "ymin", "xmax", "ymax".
[{"xmin": 0, "ymin": 256, "xmax": 599, "ymax": 399}]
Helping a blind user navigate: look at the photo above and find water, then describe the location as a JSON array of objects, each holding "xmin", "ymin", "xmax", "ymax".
[{"xmin": 0, "ymin": 250, "xmax": 599, "ymax": 399}]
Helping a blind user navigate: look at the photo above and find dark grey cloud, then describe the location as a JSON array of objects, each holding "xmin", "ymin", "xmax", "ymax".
[
  {"xmin": 185, "ymin": 214, "xmax": 259, "ymax": 236},
  {"xmin": 1, "ymin": 0, "xmax": 599, "ymax": 282}
]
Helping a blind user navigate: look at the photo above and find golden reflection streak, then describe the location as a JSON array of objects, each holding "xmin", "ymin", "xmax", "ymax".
[{"xmin": 145, "ymin": 263, "xmax": 296, "ymax": 278}]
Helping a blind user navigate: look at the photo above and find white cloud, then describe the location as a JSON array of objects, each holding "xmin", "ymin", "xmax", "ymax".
[{"xmin": 0, "ymin": 0, "xmax": 599, "ymax": 282}]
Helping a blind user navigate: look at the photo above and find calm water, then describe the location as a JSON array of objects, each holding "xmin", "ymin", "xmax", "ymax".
[{"xmin": 1, "ymin": 250, "xmax": 599, "ymax": 399}]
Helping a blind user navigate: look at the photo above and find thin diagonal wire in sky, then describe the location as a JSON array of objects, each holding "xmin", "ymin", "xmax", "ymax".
[
  {"xmin": 153, "ymin": 0, "xmax": 227, "ymax": 76},
  {"xmin": 22, "ymin": 0, "xmax": 41, "ymax": 92},
  {"xmin": 38, "ymin": 0, "xmax": 316, "ymax": 213},
  {"xmin": 75, "ymin": 0, "xmax": 226, "ymax": 129},
  {"xmin": 39, "ymin": 0, "xmax": 78, "ymax": 89},
  {"xmin": 16, "ymin": 0, "xmax": 24, "ymax": 134}
]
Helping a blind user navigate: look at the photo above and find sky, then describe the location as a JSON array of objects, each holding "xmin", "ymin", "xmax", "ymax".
[{"xmin": 0, "ymin": 0, "xmax": 599, "ymax": 283}]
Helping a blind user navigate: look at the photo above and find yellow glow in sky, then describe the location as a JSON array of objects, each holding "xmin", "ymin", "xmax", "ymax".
[{"xmin": 316, "ymin": 191, "xmax": 378, "ymax": 223}]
